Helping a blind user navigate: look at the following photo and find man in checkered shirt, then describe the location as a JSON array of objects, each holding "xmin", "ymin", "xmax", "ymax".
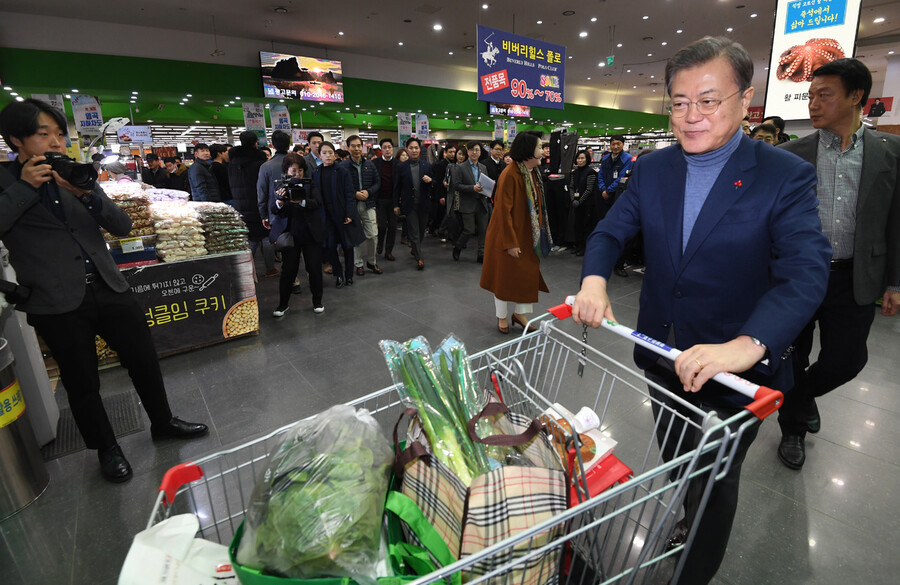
[{"xmin": 776, "ymin": 58, "xmax": 900, "ymax": 470}]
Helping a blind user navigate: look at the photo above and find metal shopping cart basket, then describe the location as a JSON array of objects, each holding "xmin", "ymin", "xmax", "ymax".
[{"xmin": 147, "ymin": 297, "xmax": 782, "ymax": 585}]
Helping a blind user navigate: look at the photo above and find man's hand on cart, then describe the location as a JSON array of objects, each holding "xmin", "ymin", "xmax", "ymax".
[
  {"xmin": 674, "ymin": 336, "xmax": 767, "ymax": 393},
  {"xmin": 572, "ymin": 276, "xmax": 617, "ymax": 327}
]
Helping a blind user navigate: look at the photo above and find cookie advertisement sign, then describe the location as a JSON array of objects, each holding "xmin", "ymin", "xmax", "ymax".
[{"xmin": 764, "ymin": 0, "xmax": 862, "ymax": 121}]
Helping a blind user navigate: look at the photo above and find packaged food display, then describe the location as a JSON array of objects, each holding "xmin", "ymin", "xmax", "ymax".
[
  {"xmin": 192, "ymin": 202, "xmax": 249, "ymax": 255},
  {"xmin": 103, "ymin": 197, "xmax": 156, "ymax": 242},
  {"xmin": 145, "ymin": 188, "xmax": 191, "ymax": 203},
  {"xmin": 150, "ymin": 202, "xmax": 207, "ymax": 262}
]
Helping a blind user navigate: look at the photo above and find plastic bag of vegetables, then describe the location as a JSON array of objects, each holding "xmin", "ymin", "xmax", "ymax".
[{"xmin": 235, "ymin": 404, "xmax": 393, "ymax": 584}]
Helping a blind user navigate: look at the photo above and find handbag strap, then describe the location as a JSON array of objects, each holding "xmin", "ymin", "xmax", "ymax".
[
  {"xmin": 392, "ymin": 407, "xmax": 430, "ymax": 477},
  {"xmin": 467, "ymin": 402, "xmax": 542, "ymax": 447},
  {"xmin": 385, "ymin": 491, "xmax": 462, "ymax": 585}
]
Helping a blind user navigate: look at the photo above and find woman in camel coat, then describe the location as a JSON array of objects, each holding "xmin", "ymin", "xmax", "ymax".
[{"xmin": 480, "ymin": 131, "xmax": 552, "ymax": 333}]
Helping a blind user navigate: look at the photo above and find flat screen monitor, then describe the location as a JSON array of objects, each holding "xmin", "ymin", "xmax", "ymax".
[
  {"xmin": 259, "ymin": 51, "xmax": 344, "ymax": 103},
  {"xmin": 489, "ymin": 103, "xmax": 531, "ymax": 117}
]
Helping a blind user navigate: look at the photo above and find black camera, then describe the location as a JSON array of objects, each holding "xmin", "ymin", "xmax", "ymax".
[
  {"xmin": 275, "ymin": 175, "xmax": 311, "ymax": 202},
  {"xmin": 43, "ymin": 151, "xmax": 98, "ymax": 191}
]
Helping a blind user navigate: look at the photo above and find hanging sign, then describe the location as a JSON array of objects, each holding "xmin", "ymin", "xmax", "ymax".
[
  {"xmin": 243, "ymin": 102, "xmax": 268, "ymax": 146},
  {"xmin": 507, "ymin": 120, "xmax": 518, "ymax": 142},
  {"xmin": 117, "ymin": 126, "xmax": 153, "ymax": 143},
  {"xmin": 415, "ymin": 114, "xmax": 430, "ymax": 140},
  {"xmin": 476, "ymin": 24, "xmax": 566, "ymax": 110},
  {"xmin": 397, "ymin": 113, "xmax": 413, "ymax": 146},
  {"xmin": 493, "ymin": 120, "xmax": 505, "ymax": 140},
  {"xmin": 71, "ymin": 95, "xmax": 104, "ymax": 136},
  {"xmin": 270, "ymin": 104, "xmax": 292, "ymax": 131},
  {"xmin": 764, "ymin": 0, "xmax": 862, "ymax": 121},
  {"xmin": 292, "ymin": 129, "xmax": 308, "ymax": 144}
]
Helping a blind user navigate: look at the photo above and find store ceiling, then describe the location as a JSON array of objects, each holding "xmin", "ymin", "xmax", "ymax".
[{"xmin": 1, "ymin": 0, "xmax": 898, "ymax": 135}]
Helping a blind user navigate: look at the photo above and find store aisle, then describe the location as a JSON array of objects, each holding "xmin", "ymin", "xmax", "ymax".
[{"xmin": 0, "ymin": 235, "xmax": 897, "ymax": 585}]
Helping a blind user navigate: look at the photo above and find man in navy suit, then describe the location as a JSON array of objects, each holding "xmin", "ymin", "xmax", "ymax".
[
  {"xmin": 393, "ymin": 137, "xmax": 434, "ymax": 270},
  {"xmin": 572, "ymin": 37, "xmax": 831, "ymax": 584}
]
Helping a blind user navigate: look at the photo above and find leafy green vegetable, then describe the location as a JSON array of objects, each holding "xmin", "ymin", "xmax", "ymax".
[{"xmin": 236, "ymin": 405, "xmax": 392, "ymax": 584}]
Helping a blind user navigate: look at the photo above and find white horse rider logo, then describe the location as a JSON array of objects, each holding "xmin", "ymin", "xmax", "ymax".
[{"xmin": 481, "ymin": 40, "xmax": 499, "ymax": 67}]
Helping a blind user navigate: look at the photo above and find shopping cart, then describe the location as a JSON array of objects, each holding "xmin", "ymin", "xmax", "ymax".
[{"xmin": 147, "ymin": 299, "xmax": 782, "ymax": 585}]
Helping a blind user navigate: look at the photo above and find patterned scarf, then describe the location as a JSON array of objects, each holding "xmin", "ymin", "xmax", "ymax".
[{"xmin": 518, "ymin": 161, "xmax": 552, "ymax": 258}]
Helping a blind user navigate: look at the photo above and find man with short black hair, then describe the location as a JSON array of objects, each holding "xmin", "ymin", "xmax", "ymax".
[
  {"xmin": 374, "ymin": 138, "xmax": 397, "ymax": 260},
  {"xmin": 209, "ymin": 144, "xmax": 233, "ymax": 206},
  {"xmin": 228, "ymin": 131, "xmax": 276, "ymax": 276},
  {"xmin": 750, "ymin": 123, "xmax": 778, "ymax": 145},
  {"xmin": 141, "ymin": 153, "xmax": 167, "ymax": 188},
  {"xmin": 341, "ymin": 135, "xmax": 382, "ymax": 275},
  {"xmin": 257, "ymin": 130, "xmax": 291, "ymax": 232},
  {"xmin": 484, "ymin": 139, "xmax": 506, "ymax": 181},
  {"xmin": 429, "ymin": 144, "xmax": 455, "ymax": 236},
  {"xmin": 762, "ymin": 115, "xmax": 790, "ymax": 144},
  {"xmin": 163, "ymin": 156, "xmax": 190, "ymax": 192},
  {"xmin": 303, "ymin": 131, "xmax": 324, "ymax": 170},
  {"xmin": 393, "ymin": 137, "xmax": 434, "ymax": 270},
  {"xmin": 451, "ymin": 141, "xmax": 490, "ymax": 263},
  {"xmin": 188, "ymin": 143, "xmax": 220, "ymax": 202},
  {"xmin": 776, "ymin": 58, "xmax": 900, "ymax": 470},
  {"xmin": 0, "ymin": 99, "xmax": 208, "ymax": 484},
  {"xmin": 598, "ymin": 135, "xmax": 634, "ymax": 276},
  {"xmin": 573, "ymin": 37, "xmax": 830, "ymax": 584}
]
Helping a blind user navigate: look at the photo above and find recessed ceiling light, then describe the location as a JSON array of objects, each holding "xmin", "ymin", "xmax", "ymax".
[
  {"xmin": 647, "ymin": 53, "xmax": 653, "ymax": 57},
  {"xmin": 279, "ymin": 99, "xmax": 284, "ymax": 102},
  {"xmin": 9, "ymin": 92, "xmax": 17, "ymax": 96},
  {"xmin": 72, "ymin": 89, "xmax": 79, "ymax": 93},
  {"xmin": 433, "ymin": 24, "xmax": 443, "ymax": 31},
  {"xmin": 568, "ymin": 55, "xmax": 573, "ymax": 59},
  {"xmin": 627, "ymin": 69, "xmax": 632, "ymax": 72},
  {"xmin": 229, "ymin": 101, "xmax": 234, "ymax": 104},
  {"xmin": 579, "ymin": 31, "xmax": 588, "ymax": 37},
  {"xmin": 186, "ymin": 94, "xmax": 192, "ymax": 97},
  {"xmin": 587, "ymin": 77, "xmax": 591, "ymax": 80},
  {"xmin": 650, "ymin": 75, "xmax": 655, "ymax": 78},
  {"xmin": 2, "ymin": 86, "xmax": 11, "ymax": 90},
  {"xmin": 148, "ymin": 119, "xmax": 153, "ymax": 123},
  {"xmin": 132, "ymin": 91, "xmax": 138, "ymax": 95},
  {"xmin": 873, "ymin": 17, "xmax": 885, "ymax": 23},
  {"xmin": 15, "ymin": 96, "xmax": 24, "ymax": 102},
  {"xmin": 764, "ymin": 66, "xmax": 769, "ymax": 70},
  {"xmin": 642, "ymin": 15, "xmax": 649, "ymax": 20},
  {"xmin": 398, "ymin": 41, "xmax": 404, "ymax": 46},
  {"xmin": 598, "ymin": 62, "xmax": 605, "ymax": 67},
  {"xmin": 536, "ymin": 20, "xmax": 542, "ymax": 24},
  {"xmin": 64, "ymin": 94, "xmax": 71, "ymax": 98},
  {"xmin": 417, "ymin": 109, "xmax": 422, "ymax": 113},
  {"xmin": 355, "ymin": 104, "xmax": 360, "ymax": 107},
  {"xmin": 676, "ymin": 29, "xmax": 683, "ymax": 34},
  {"xmin": 449, "ymin": 51, "xmax": 454, "ymax": 55},
  {"xmin": 726, "ymin": 27, "xmax": 733, "ymax": 32},
  {"xmin": 195, "ymin": 120, "xmax": 200, "ymax": 123},
  {"xmin": 750, "ymin": 13, "xmax": 757, "ymax": 18},
  {"xmin": 591, "ymin": 17, "xmax": 597, "ymax": 22},
  {"xmin": 889, "ymin": 50, "xmax": 896, "ymax": 55},
  {"xmin": 235, "ymin": 96, "xmax": 241, "ymax": 99},
  {"xmin": 338, "ymin": 31, "xmax": 344, "ymax": 35},
  {"xmin": 661, "ymin": 42, "xmax": 667, "ymax": 46},
  {"xmin": 482, "ymin": 3, "xmax": 488, "ymax": 9},
  {"xmin": 617, "ymin": 43, "xmax": 623, "ymax": 48}
]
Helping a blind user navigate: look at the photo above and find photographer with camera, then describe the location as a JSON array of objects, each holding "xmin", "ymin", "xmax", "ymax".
[
  {"xmin": 0, "ymin": 99, "xmax": 208, "ymax": 484},
  {"xmin": 270, "ymin": 153, "xmax": 325, "ymax": 317}
]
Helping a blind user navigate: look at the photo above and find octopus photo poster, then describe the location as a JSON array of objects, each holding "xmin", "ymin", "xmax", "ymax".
[{"xmin": 764, "ymin": 0, "xmax": 862, "ymax": 121}]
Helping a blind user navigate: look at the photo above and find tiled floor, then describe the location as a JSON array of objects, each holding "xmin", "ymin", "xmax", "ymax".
[{"xmin": 1, "ymin": 234, "xmax": 897, "ymax": 585}]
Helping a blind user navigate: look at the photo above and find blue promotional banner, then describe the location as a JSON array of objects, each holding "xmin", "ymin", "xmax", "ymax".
[
  {"xmin": 269, "ymin": 104, "xmax": 292, "ymax": 131},
  {"xmin": 476, "ymin": 25, "xmax": 566, "ymax": 110}
]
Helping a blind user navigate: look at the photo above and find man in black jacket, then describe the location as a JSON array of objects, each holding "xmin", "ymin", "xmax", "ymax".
[
  {"xmin": 0, "ymin": 99, "xmax": 207, "ymax": 484},
  {"xmin": 141, "ymin": 153, "xmax": 167, "ymax": 188},
  {"xmin": 163, "ymin": 156, "xmax": 190, "ymax": 193},
  {"xmin": 209, "ymin": 143, "xmax": 233, "ymax": 206},
  {"xmin": 429, "ymin": 145, "xmax": 455, "ymax": 237},
  {"xmin": 228, "ymin": 131, "xmax": 276, "ymax": 276},
  {"xmin": 341, "ymin": 135, "xmax": 382, "ymax": 275},
  {"xmin": 188, "ymin": 143, "xmax": 220, "ymax": 202},
  {"xmin": 484, "ymin": 139, "xmax": 507, "ymax": 181},
  {"xmin": 373, "ymin": 138, "xmax": 397, "ymax": 261}
]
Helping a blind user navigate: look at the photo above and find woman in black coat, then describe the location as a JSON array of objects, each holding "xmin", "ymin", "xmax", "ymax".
[
  {"xmin": 270, "ymin": 153, "xmax": 326, "ymax": 316},
  {"xmin": 314, "ymin": 142, "xmax": 365, "ymax": 287},
  {"xmin": 568, "ymin": 150, "xmax": 599, "ymax": 256}
]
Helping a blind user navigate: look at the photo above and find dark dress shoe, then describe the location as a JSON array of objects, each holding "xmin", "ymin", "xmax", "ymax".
[
  {"xmin": 778, "ymin": 434, "xmax": 806, "ymax": 469},
  {"xmin": 384, "ymin": 253, "xmax": 395, "ymax": 261},
  {"xmin": 477, "ymin": 255, "xmax": 484, "ymax": 264},
  {"xmin": 355, "ymin": 266, "xmax": 365, "ymax": 276},
  {"xmin": 151, "ymin": 417, "xmax": 209, "ymax": 441},
  {"xmin": 98, "ymin": 445, "xmax": 132, "ymax": 483},
  {"xmin": 666, "ymin": 519, "xmax": 689, "ymax": 552},
  {"xmin": 806, "ymin": 399, "xmax": 821, "ymax": 433},
  {"xmin": 614, "ymin": 267, "xmax": 629, "ymax": 277},
  {"xmin": 377, "ymin": 245, "xmax": 384, "ymax": 255},
  {"xmin": 367, "ymin": 263, "xmax": 383, "ymax": 274},
  {"xmin": 335, "ymin": 276, "xmax": 344, "ymax": 288},
  {"xmin": 417, "ymin": 260, "xmax": 425, "ymax": 270},
  {"xmin": 345, "ymin": 278, "xmax": 353, "ymax": 286},
  {"xmin": 452, "ymin": 247, "xmax": 461, "ymax": 261}
]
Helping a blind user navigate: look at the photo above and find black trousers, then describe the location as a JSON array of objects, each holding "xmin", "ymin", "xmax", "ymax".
[
  {"xmin": 455, "ymin": 206, "xmax": 489, "ymax": 256},
  {"xmin": 376, "ymin": 198, "xmax": 397, "ymax": 254},
  {"xmin": 278, "ymin": 230, "xmax": 323, "ymax": 308},
  {"xmin": 645, "ymin": 367, "xmax": 761, "ymax": 585},
  {"xmin": 324, "ymin": 218, "xmax": 354, "ymax": 281},
  {"xmin": 27, "ymin": 281, "xmax": 173, "ymax": 450},
  {"xmin": 778, "ymin": 267, "xmax": 877, "ymax": 435},
  {"xmin": 406, "ymin": 207, "xmax": 428, "ymax": 261}
]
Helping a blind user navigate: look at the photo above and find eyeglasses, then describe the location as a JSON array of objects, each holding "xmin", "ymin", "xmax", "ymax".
[{"xmin": 668, "ymin": 88, "xmax": 744, "ymax": 117}]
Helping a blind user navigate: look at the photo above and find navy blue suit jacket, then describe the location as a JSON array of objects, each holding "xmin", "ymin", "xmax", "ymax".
[
  {"xmin": 393, "ymin": 159, "xmax": 434, "ymax": 215},
  {"xmin": 582, "ymin": 136, "xmax": 831, "ymax": 404}
]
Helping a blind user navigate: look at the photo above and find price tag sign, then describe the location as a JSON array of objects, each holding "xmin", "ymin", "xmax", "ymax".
[
  {"xmin": 120, "ymin": 237, "xmax": 145, "ymax": 253},
  {"xmin": 0, "ymin": 381, "xmax": 26, "ymax": 428}
]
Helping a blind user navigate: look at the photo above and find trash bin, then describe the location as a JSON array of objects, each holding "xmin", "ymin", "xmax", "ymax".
[{"xmin": 0, "ymin": 337, "xmax": 50, "ymax": 520}]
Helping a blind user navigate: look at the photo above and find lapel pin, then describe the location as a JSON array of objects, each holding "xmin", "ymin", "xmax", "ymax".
[{"xmin": 733, "ymin": 180, "xmax": 743, "ymax": 189}]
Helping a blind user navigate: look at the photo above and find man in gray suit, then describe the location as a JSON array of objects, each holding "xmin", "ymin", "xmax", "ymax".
[
  {"xmin": 0, "ymin": 99, "xmax": 207, "ymax": 483},
  {"xmin": 451, "ymin": 141, "xmax": 491, "ymax": 263},
  {"xmin": 777, "ymin": 59, "xmax": 900, "ymax": 469}
]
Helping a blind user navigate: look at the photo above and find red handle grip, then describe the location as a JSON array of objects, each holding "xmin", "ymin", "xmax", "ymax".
[{"xmin": 158, "ymin": 462, "xmax": 203, "ymax": 506}]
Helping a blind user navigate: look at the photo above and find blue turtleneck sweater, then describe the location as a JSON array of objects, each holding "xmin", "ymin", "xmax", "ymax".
[{"xmin": 682, "ymin": 128, "xmax": 743, "ymax": 252}]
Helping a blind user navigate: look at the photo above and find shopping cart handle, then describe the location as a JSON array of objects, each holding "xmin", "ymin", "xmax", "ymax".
[
  {"xmin": 158, "ymin": 462, "xmax": 203, "ymax": 506},
  {"xmin": 548, "ymin": 296, "xmax": 783, "ymax": 420}
]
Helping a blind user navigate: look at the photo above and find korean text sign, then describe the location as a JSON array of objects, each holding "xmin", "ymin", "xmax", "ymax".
[
  {"xmin": 71, "ymin": 95, "xmax": 104, "ymax": 136},
  {"xmin": 764, "ymin": 0, "xmax": 862, "ymax": 121},
  {"xmin": 476, "ymin": 25, "xmax": 566, "ymax": 110}
]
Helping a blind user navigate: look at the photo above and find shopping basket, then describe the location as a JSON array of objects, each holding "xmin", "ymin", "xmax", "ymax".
[{"xmin": 147, "ymin": 297, "xmax": 782, "ymax": 585}]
